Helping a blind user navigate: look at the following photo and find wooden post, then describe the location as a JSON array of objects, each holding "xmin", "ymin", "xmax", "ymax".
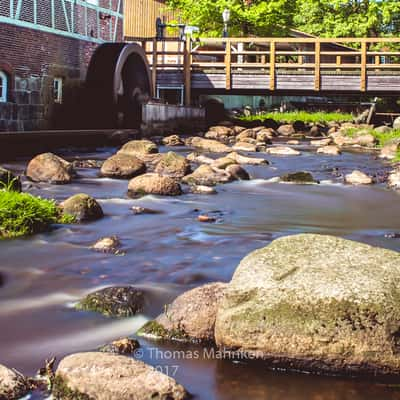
[
  {"xmin": 361, "ymin": 41, "xmax": 367, "ymax": 91},
  {"xmin": 152, "ymin": 38, "xmax": 157, "ymax": 98},
  {"xmin": 314, "ymin": 40, "xmax": 320, "ymax": 91},
  {"xmin": 269, "ymin": 41, "xmax": 276, "ymax": 91},
  {"xmin": 184, "ymin": 35, "xmax": 191, "ymax": 106},
  {"xmin": 225, "ymin": 39, "xmax": 231, "ymax": 90}
]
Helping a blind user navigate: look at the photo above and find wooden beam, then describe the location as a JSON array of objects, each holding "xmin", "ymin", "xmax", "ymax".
[
  {"xmin": 269, "ymin": 41, "xmax": 276, "ymax": 91},
  {"xmin": 361, "ymin": 41, "xmax": 367, "ymax": 91},
  {"xmin": 225, "ymin": 40, "xmax": 231, "ymax": 90},
  {"xmin": 152, "ymin": 38, "xmax": 157, "ymax": 97},
  {"xmin": 184, "ymin": 35, "xmax": 192, "ymax": 106},
  {"xmin": 314, "ymin": 40, "xmax": 320, "ymax": 91}
]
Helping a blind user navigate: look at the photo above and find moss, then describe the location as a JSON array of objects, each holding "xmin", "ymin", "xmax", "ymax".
[
  {"xmin": 0, "ymin": 190, "xmax": 75, "ymax": 239},
  {"xmin": 52, "ymin": 375, "xmax": 92, "ymax": 400},
  {"xmin": 239, "ymin": 111, "xmax": 354, "ymax": 124},
  {"xmin": 136, "ymin": 320, "xmax": 190, "ymax": 341}
]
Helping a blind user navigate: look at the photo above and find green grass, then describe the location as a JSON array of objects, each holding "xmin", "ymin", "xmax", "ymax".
[
  {"xmin": 239, "ymin": 111, "xmax": 354, "ymax": 124},
  {"xmin": 0, "ymin": 187, "xmax": 75, "ymax": 239},
  {"xmin": 343, "ymin": 127, "xmax": 400, "ymax": 162}
]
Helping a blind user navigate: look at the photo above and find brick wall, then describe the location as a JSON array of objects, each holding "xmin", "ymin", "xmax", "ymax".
[{"xmin": 0, "ymin": 0, "xmax": 123, "ymax": 131}]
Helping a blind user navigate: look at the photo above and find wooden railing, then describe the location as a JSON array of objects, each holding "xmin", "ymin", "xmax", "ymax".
[{"xmin": 137, "ymin": 37, "xmax": 400, "ymax": 105}]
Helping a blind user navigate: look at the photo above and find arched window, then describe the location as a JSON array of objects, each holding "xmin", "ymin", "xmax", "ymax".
[{"xmin": 0, "ymin": 71, "xmax": 8, "ymax": 103}]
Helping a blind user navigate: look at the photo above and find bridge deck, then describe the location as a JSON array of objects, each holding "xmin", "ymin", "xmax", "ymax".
[{"xmin": 134, "ymin": 37, "xmax": 400, "ymax": 102}]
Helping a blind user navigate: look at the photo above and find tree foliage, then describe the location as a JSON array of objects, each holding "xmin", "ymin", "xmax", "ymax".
[{"xmin": 166, "ymin": 0, "xmax": 400, "ymax": 38}]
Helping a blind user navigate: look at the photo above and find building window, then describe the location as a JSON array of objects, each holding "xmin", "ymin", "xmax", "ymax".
[
  {"xmin": 53, "ymin": 77, "xmax": 63, "ymax": 104},
  {"xmin": 0, "ymin": 71, "xmax": 8, "ymax": 103}
]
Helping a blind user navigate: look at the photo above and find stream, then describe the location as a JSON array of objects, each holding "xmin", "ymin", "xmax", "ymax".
[{"xmin": 1, "ymin": 141, "xmax": 400, "ymax": 399}]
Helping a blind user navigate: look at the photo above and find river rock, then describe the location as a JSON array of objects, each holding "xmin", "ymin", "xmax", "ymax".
[
  {"xmin": 310, "ymin": 138, "xmax": 332, "ymax": 146},
  {"xmin": 131, "ymin": 206, "xmax": 163, "ymax": 215},
  {"xmin": 380, "ymin": 139, "xmax": 400, "ymax": 160},
  {"xmin": 211, "ymin": 156, "xmax": 237, "ymax": 170},
  {"xmin": 76, "ymin": 286, "xmax": 145, "ymax": 317},
  {"xmin": 26, "ymin": 153, "xmax": 74, "ymax": 184},
  {"xmin": 354, "ymin": 133, "xmax": 376, "ymax": 147},
  {"xmin": 375, "ymin": 125, "xmax": 392, "ymax": 134},
  {"xmin": 72, "ymin": 159, "xmax": 103, "ymax": 169},
  {"xmin": 61, "ymin": 194, "xmax": 103, "ymax": 222},
  {"xmin": 388, "ymin": 169, "xmax": 400, "ymax": 189},
  {"xmin": 0, "ymin": 166, "xmax": 21, "ymax": 191},
  {"xmin": 266, "ymin": 146, "xmax": 301, "ymax": 156},
  {"xmin": 118, "ymin": 140, "xmax": 158, "ymax": 157},
  {"xmin": 236, "ymin": 129, "xmax": 256, "ymax": 141},
  {"xmin": 257, "ymin": 128, "xmax": 276, "ymax": 142},
  {"xmin": 345, "ymin": 170, "xmax": 373, "ymax": 185},
  {"xmin": 308, "ymin": 125, "xmax": 323, "ymax": 137},
  {"xmin": 277, "ymin": 124, "xmax": 295, "ymax": 136},
  {"xmin": 205, "ymin": 126, "xmax": 234, "ymax": 142},
  {"xmin": 232, "ymin": 125, "xmax": 246, "ymax": 135},
  {"xmin": 0, "ymin": 364, "xmax": 28, "ymax": 400},
  {"xmin": 226, "ymin": 164, "xmax": 250, "ymax": 180},
  {"xmin": 128, "ymin": 173, "xmax": 182, "ymax": 197},
  {"xmin": 227, "ymin": 152, "xmax": 268, "ymax": 165},
  {"xmin": 100, "ymin": 153, "xmax": 146, "ymax": 179},
  {"xmin": 92, "ymin": 236, "xmax": 122, "ymax": 254},
  {"xmin": 317, "ymin": 145, "xmax": 341, "ymax": 155},
  {"xmin": 138, "ymin": 282, "xmax": 227, "ymax": 342},
  {"xmin": 280, "ymin": 171, "xmax": 318, "ymax": 184},
  {"xmin": 54, "ymin": 352, "xmax": 188, "ymax": 400},
  {"xmin": 186, "ymin": 153, "xmax": 214, "ymax": 165},
  {"xmin": 162, "ymin": 135, "xmax": 184, "ymax": 146},
  {"xmin": 182, "ymin": 165, "xmax": 232, "ymax": 186},
  {"xmin": 215, "ymin": 234, "xmax": 400, "ymax": 377},
  {"xmin": 286, "ymin": 140, "xmax": 299, "ymax": 145},
  {"xmin": 188, "ymin": 137, "xmax": 231, "ymax": 153},
  {"xmin": 233, "ymin": 141, "xmax": 258, "ymax": 152},
  {"xmin": 393, "ymin": 116, "xmax": 400, "ymax": 129},
  {"xmin": 155, "ymin": 152, "xmax": 191, "ymax": 178},
  {"xmin": 99, "ymin": 337, "xmax": 140, "ymax": 354},
  {"xmin": 191, "ymin": 185, "xmax": 217, "ymax": 194}
]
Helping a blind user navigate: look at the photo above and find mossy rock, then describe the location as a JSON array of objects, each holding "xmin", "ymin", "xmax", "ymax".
[
  {"xmin": 137, "ymin": 320, "xmax": 190, "ymax": 342},
  {"xmin": 280, "ymin": 171, "xmax": 319, "ymax": 184},
  {"xmin": 215, "ymin": 234, "xmax": 400, "ymax": 378},
  {"xmin": 61, "ymin": 194, "xmax": 103, "ymax": 222},
  {"xmin": 76, "ymin": 287, "xmax": 145, "ymax": 317}
]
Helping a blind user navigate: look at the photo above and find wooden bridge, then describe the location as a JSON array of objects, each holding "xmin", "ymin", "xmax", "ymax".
[{"xmin": 134, "ymin": 37, "xmax": 400, "ymax": 105}]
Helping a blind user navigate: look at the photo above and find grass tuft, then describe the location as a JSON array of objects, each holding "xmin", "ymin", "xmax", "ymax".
[
  {"xmin": 239, "ymin": 111, "xmax": 354, "ymax": 124},
  {"xmin": 0, "ymin": 189, "xmax": 75, "ymax": 239}
]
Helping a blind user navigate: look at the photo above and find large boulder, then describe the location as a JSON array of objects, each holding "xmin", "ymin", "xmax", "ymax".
[
  {"xmin": 118, "ymin": 140, "xmax": 158, "ymax": 157},
  {"xmin": 205, "ymin": 126, "xmax": 234, "ymax": 142},
  {"xmin": 232, "ymin": 141, "xmax": 258, "ymax": 152},
  {"xmin": 215, "ymin": 234, "xmax": 400, "ymax": 377},
  {"xmin": 61, "ymin": 194, "xmax": 103, "ymax": 222},
  {"xmin": 100, "ymin": 153, "xmax": 146, "ymax": 179},
  {"xmin": 76, "ymin": 286, "xmax": 144, "ymax": 317},
  {"xmin": 187, "ymin": 137, "xmax": 231, "ymax": 153},
  {"xmin": 182, "ymin": 165, "xmax": 232, "ymax": 186},
  {"xmin": 138, "ymin": 282, "xmax": 227, "ymax": 342},
  {"xmin": 0, "ymin": 167, "xmax": 21, "ymax": 191},
  {"xmin": 26, "ymin": 153, "xmax": 74, "ymax": 184},
  {"xmin": 54, "ymin": 352, "xmax": 188, "ymax": 400},
  {"xmin": 227, "ymin": 152, "xmax": 268, "ymax": 165},
  {"xmin": 128, "ymin": 173, "xmax": 182, "ymax": 197},
  {"xmin": 155, "ymin": 152, "xmax": 191, "ymax": 178},
  {"xmin": 226, "ymin": 164, "xmax": 250, "ymax": 180},
  {"xmin": 0, "ymin": 364, "xmax": 28, "ymax": 400}
]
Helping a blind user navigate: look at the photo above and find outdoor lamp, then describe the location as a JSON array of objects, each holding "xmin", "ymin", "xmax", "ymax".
[{"xmin": 222, "ymin": 8, "xmax": 230, "ymax": 37}]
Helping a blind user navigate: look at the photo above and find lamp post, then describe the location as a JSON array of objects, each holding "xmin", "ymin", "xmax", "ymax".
[{"xmin": 222, "ymin": 8, "xmax": 230, "ymax": 38}]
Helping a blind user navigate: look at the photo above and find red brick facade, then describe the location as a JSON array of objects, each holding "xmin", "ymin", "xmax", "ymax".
[{"xmin": 0, "ymin": 0, "xmax": 123, "ymax": 131}]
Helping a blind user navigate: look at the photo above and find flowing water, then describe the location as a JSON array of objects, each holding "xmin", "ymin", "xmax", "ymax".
[{"xmin": 1, "ymin": 142, "xmax": 400, "ymax": 399}]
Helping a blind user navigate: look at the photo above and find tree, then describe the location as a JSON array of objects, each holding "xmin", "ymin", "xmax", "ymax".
[
  {"xmin": 294, "ymin": 0, "xmax": 400, "ymax": 38},
  {"xmin": 166, "ymin": 0, "xmax": 296, "ymax": 37}
]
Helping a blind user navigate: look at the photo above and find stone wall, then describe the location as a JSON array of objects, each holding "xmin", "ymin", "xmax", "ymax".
[{"xmin": 0, "ymin": 0, "xmax": 123, "ymax": 131}]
